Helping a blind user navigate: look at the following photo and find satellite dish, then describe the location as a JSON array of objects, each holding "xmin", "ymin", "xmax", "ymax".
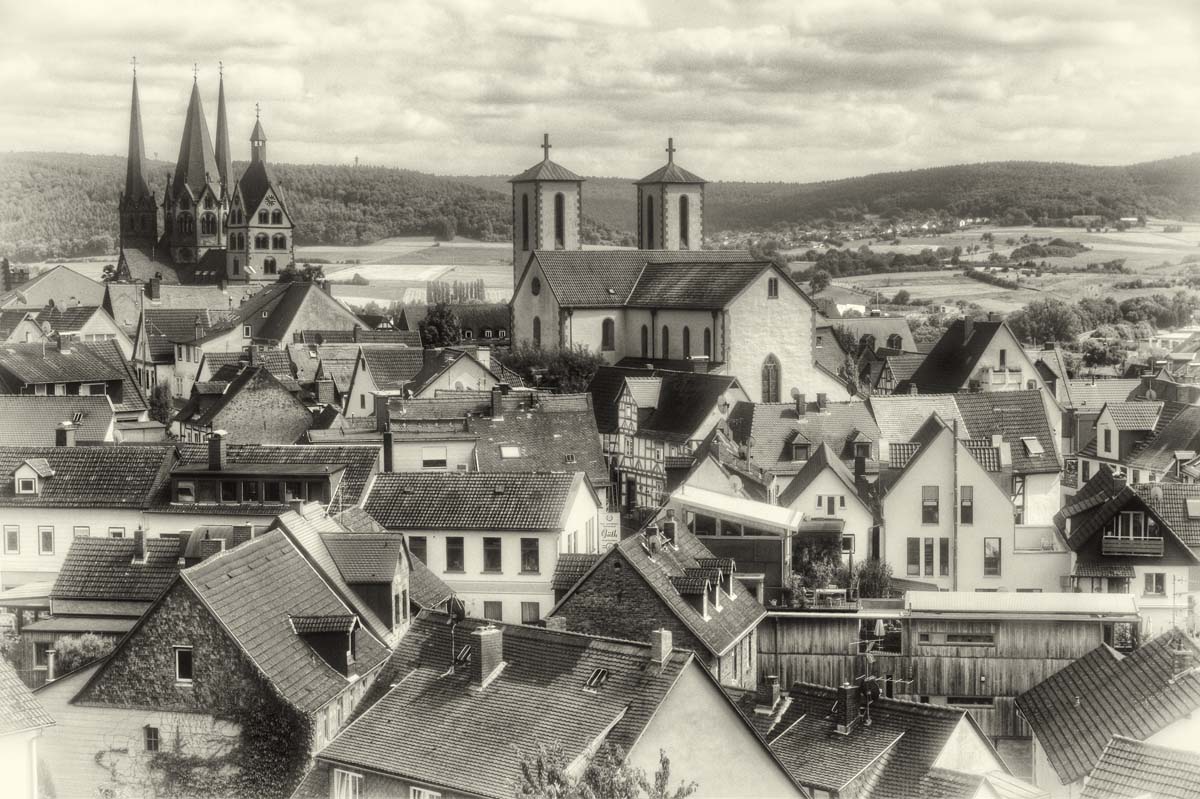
[
  {"xmin": 447, "ymin": 595, "xmax": 466, "ymax": 625},
  {"xmin": 728, "ymin": 475, "xmax": 744, "ymax": 495},
  {"xmin": 790, "ymin": 387, "xmax": 801, "ymax": 400}
]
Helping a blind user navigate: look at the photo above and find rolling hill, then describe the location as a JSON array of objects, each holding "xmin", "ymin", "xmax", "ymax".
[{"xmin": 3, "ymin": 150, "xmax": 1199, "ymax": 261}]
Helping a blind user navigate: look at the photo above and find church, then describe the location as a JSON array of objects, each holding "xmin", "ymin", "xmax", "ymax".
[
  {"xmin": 116, "ymin": 65, "xmax": 294, "ymax": 285},
  {"xmin": 508, "ymin": 136, "xmax": 852, "ymax": 403}
]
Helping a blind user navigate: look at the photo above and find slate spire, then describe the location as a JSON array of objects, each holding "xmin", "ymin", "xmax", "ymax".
[
  {"xmin": 123, "ymin": 69, "xmax": 152, "ymax": 203},
  {"xmin": 214, "ymin": 62, "xmax": 233, "ymax": 197},
  {"xmin": 172, "ymin": 74, "xmax": 220, "ymax": 198}
]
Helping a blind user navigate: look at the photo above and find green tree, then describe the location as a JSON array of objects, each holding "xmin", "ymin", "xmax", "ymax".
[
  {"xmin": 54, "ymin": 633, "xmax": 115, "ymax": 673},
  {"xmin": 149, "ymin": 381, "xmax": 173, "ymax": 426},
  {"xmin": 516, "ymin": 743, "xmax": 696, "ymax": 799},
  {"xmin": 853, "ymin": 559, "xmax": 893, "ymax": 599},
  {"xmin": 433, "ymin": 216, "xmax": 457, "ymax": 242},
  {"xmin": 498, "ymin": 345, "xmax": 607, "ymax": 394},
  {"xmin": 419, "ymin": 302, "xmax": 462, "ymax": 347},
  {"xmin": 1005, "ymin": 298, "xmax": 1083, "ymax": 344},
  {"xmin": 891, "ymin": 289, "xmax": 910, "ymax": 305},
  {"xmin": 809, "ymin": 269, "xmax": 831, "ymax": 295}
]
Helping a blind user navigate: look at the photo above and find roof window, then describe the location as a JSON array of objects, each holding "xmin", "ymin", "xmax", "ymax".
[
  {"xmin": 584, "ymin": 668, "xmax": 609, "ymax": 691},
  {"xmin": 500, "ymin": 446, "xmax": 521, "ymax": 459},
  {"xmin": 1187, "ymin": 498, "xmax": 1200, "ymax": 520},
  {"xmin": 1021, "ymin": 436, "xmax": 1044, "ymax": 455}
]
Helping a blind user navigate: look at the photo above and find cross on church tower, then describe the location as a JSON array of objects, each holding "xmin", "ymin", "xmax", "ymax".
[
  {"xmin": 192, "ymin": 62, "xmax": 199, "ymax": 81},
  {"xmin": 219, "ymin": 60, "xmax": 223, "ymax": 77},
  {"xmin": 542, "ymin": 133, "xmax": 551, "ymax": 162},
  {"xmin": 255, "ymin": 102, "xmax": 261, "ymax": 120},
  {"xmin": 666, "ymin": 137, "xmax": 676, "ymax": 164},
  {"xmin": 130, "ymin": 56, "xmax": 137, "ymax": 76}
]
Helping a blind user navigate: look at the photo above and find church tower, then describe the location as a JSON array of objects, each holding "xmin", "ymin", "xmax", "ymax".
[
  {"xmin": 226, "ymin": 108, "xmax": 294, "ymax": 282},
  {"xmin": 162, "ymin": 70, "xmax": 227, "ymax": 265},
  {"xmin": 636, "ymin": 138, "xmax": 705, "ymax": 251},
  {"xmin": 119, "ymin": 64, "xmax": 158, "ymax": 248},
  {"xmin": 214, "ymin": 65, "xmax": 233, "ymax": 201},
  {"xmin": 509, "ymin": 133, "xmax": 583, "ymax": 288}
]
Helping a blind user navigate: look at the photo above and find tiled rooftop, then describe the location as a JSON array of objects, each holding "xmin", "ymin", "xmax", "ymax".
[{"xmin": 365, "ymin": 471, "xmax": 584, "ymax": 531}]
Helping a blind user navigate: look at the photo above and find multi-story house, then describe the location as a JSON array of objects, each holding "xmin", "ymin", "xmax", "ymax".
[
  {"xmin": 778, "ymin": 442, "xmax": 874, "ymax": 568},
  {"xmin": 881, "ymin": 414, "xmax": 1070, "ymax": 593},
  {"xmin": 35, "ymin": 304, "xmax": 133, "ymax": 358},
  {"xmin": 363, "ymin": 471, "xmax": 602, "ymax": 624},
  {"xmin": 173, "ymin": 363, "xmax": 311, "ymax": 444},
  {"xmin": 0, "ymin": 340, "xmax": 148, "ymax": 423},
  {"xmin": 589, "ymin": 365, "xmax": 749, "ymax": 512},
  {"xmin": 551, "ymin": 523, "xmax": 766, "ymax": 691},
  {"xmin": 298, "ymin": 612, "xmax": 805, "ymax": 799},
  {"xmin": 33, "ymin": 526, "xmax": 395, "ymax": 799},
  {"xmin": 1056, "ymin": 468, "xmax": 1200, "ymax": 636}
]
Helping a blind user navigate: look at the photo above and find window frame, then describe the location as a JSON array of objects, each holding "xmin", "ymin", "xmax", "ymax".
[
  {"xmin": 421, "ymin": 446, "xmax": 448, "ymax": 469},
  {"xmin": 3, "ymin": 525, "xmax": 18, "ymax": 554},
  {"xmin": 16, "ymin": 477, "xmax": 36, "ymax": 494},
  {"xmin": 767, "ymin": 277, "xmax": 779, "ymax": 299},
  {"xmin": 960, "ymin": 485, "xmax": 974, "ymax": 525},
  {"xmin": 482, "ymin": 537, "xmax": 503, "ymax": 573},
  {"xmin": 333, "ymin": 768, "xmax": 363, "ymax": 799},
  {"xmin": 906, "ymin": 537, "xmax": 920, "ymax": 576},
  {"xmin": 144, "ymin": 726, "xmax": 160, "ymax": 752},
  {"xmin": 983, "ymin": 537, "xmax": 1002, "ymax": 576},
  {"xmin": 921, "ymin": 485, "xmax": 939, "ymax": 524},
  {"xmin": 410, "ymin": 787, "xmax": 442, "ymax": 799},
  {"xmin": 483, "ymin": 601, "xmax": 503, "ymax": 621},
  {"xmin": 1145, "ymin": 572, "xmax": 1166, "ymax": 596},
  {"xmin": 445, "ymin": 537, "xmax": 465, "ymax": 572},
  {"xmin": 408, "ymin": 535, "xmax": 427, "ymax": 565},
  {"xmin": 520, "ymin": 537, "xmax": 540, "ymax": 574},
  {"xmin": 521, "ymin": 601, "xmax": 540, "ymax": 624},
  {"xmin": 174, "ymin": 646, "xmax": 194, "ymax": 683},
  {"xmin": 37, "ymin": 525, "xmax": 54, "ymax": 555}
]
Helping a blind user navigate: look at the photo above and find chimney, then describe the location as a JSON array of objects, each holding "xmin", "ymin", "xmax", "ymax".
[
  {"xmin": 998, "ymin": 441, "xmax": 1012, "ymax": 468},
  {"xmin": 662, "ymin": 511, "xmax": 677, "ymax": 547},
  {"xmin": 836, "ymin": 682, "xmax": 860, "ymax": 735},
  {"xmin": 289, "ymin": 498, "xmax": 305, "ymax": 514},
  {"xmin": 796, "ymin": 393, "xmax": 806, "ymax": 418},
  {"xmin": 316, "ymin": 378, "xmax": 335, "ymax": 405},
  {"xmin": 193, "ymin": 314, "xmax": 204, "ymax": 341},
  {"xmin": 55, "ymin": 421, "xmax": 76, "ymax": 448},
  {"xmin": 208, "ymin": 430, "xmax": 227, "ymax": 471},
  {"xmin": 1112, "ymin": 475, "xmax": 1127, "ymax": 492},
  {"xmin": 198, "ymin": 538, "xmax": 224, "ymax": 560},
  {"xmin": 543, "ymin": 616, "xmax": 567, "ymax": 632},
  {"xmin": 690, "ymin": 356, "xmax": 709, "ymax": 374},
  {"xmin": 755, "ymin": 675, "xmax": 781, "ymax": 712},
  {"xmin": 650, "ymin": 628, "xmax": 672, "ymax": 665},
  {"xmin": 382, "ymin": 430, "xmax": 394, "ymax": 473},
  {"xmin": 248, "ymin": 347, "xmax": 258, "ymax": 367},
  {"xmin": 374, "ymin": 394, "xmax": 389, "ymax": 432},
  {"xmin": 817, "ymin": 393, "xmax": 828, "ymax": 410},
  {"xmin": 132, "ymin": 526, "xmax": 146, "ymax": 564},
  {"xmin": 723, "ymin": 561, "xmax": 737, "ymax": 597},
  {"xmin": 908, "ymin": 384, "xmax": 919, "ymax": 396},
  {"xmin": 963, "ymin": 318, "xmax": 975, "ymax": 342},
  {"xmin": 469, "ymin": 625, "xmax": 504, "ymax": 689},
  {"xmin": 491, "ymin": 385, "xmax": 505, "ymax": 420},
  {"xmin": 148, "ymin": 274, "xmax": 161, "ymax": 300}
]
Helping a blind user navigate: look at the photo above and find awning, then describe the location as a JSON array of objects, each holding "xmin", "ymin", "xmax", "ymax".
[{"xmin": 1071, "ymin": 563, "xmax": 1136, "ymax": 579}]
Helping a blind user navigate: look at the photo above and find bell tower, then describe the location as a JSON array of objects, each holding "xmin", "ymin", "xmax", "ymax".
[
  {"xmin": 509, "ymin": 133, "xmax": 584, "ymax": 289},
  {"xmin": 636, "ymin": 138, "xmax": 705, "ymax": 251}
]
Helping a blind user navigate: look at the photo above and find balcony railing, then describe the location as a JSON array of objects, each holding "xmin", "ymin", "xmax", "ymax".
[{"xmin": 1102, "ymin": 536, "xmax": 1164, "ymax": 557}]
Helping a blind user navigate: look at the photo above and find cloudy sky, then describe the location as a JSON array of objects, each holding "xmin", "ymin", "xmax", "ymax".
[{"xmin": 2, "ymin": 0, "xmax": 1197, "ymax": 182}]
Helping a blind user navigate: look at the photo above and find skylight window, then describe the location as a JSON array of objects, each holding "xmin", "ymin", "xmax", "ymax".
[
  {"xmin": 455, "ymin": 644, "xmax": 472, "ymax": 664},
  {"xmin": 584, "ymin": 668, "xmax": 609, "ymax": 690},
  {"xmin": 565, "ymin": 454, "xmax": 577, "ymax": 464},
  {"xmin": 1021, "ymin": 437, "xmax": 1044, "ymax": 456},
  {"xmin": 1187, "ymin": 498, "xmax": 1200, "ymax": 520},
  {"xmin": 500, "ymin": 446, "xmax": 521, "ymax": 459}
]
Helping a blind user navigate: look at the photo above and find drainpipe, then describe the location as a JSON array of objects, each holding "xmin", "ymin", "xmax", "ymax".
[{"xmin": 951, "ymin": 420, "xmax": 959, "ymax": 591}]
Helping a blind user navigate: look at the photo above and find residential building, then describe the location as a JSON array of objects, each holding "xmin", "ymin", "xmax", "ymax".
[
  {"xmin": 778, "ymin": 442, "xmax": 874, "ymax": 568},
  {"xmin": 589, "ymin": 365, "xmax": 750, "ymax": 512},
  {"xmin": 0, "ymin": 310, "xmax": 48, "ymax": 344},
  {"xmin": 758, "ymin": 591, "xmax": 1142, "ymax": 740},
  {"xmin": 872, "ymin": 352, "xmax": 926, "ymax": 395},
  {"xmin": 0, "ymin": 265, "xmax": 103, "ymax": 310},
  {"xmin": 363, "ymin": 471, "xmax": 602, "ymax": 623},
  {"xmin": 1079, "ymin": 736, "xmax": 1200, "ymax": 799},
  {"xmin": 35, "ymin": 304, "xmax": 133, "ymax": 358},
  {"xmin": 342, "ymin": 347, "xmax": 508, "ymax": 414},
  {"xmin": 0, "ymin": 396, "xmax": 116, "ymax": 445},
  {"xmin": 34, "ymin": 528, "xmax": 391, "ymax": 799},
  {"xmin": 173, "ymin": 363, "xmax": 311, "ymax": 444},
  {"xmin": 1056, "ymin": 468, "xmax": 1200, "ymax": 636},
  {"xmin": 820, "ymin": 313, "xmax": 918, "ymax": 354},
  {"xmin": 0, "ymin": 339, "xmax": 148, "ymax": 422},
  {"xmin": 297, "ymin": 327, "xmax": 422, "ymax": 347},
  {"xmin": 295, "ymin": 613, "xmax": 804, "ymax": 799},
  {"xmin": 1016, "ymin": 631, "xmax": 1200, "ymax": 798},
  {"xmin": 131, "ymin": 307, "xmax": 230, "ymax": 396},
  {"xmin": 551, "ymin": 522, "xmax": 766, "ymax": 691},
  {"xmin": 752, "ymin": 679, "xmax": 1044, "ymax": 799},
  {"xmin": 102, "ymin": 277, "xmax": 261, "ymax": 337},
  {"xmin": 0, "ymin": 657, "xmax": 53, "ymax": 799}
]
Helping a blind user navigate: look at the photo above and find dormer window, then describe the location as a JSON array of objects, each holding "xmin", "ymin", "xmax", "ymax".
[
  {"xmin": 16, "ymin": 477, "xmax": 35, "ymax": 494},
  {"xmin": 792, "ymin": 443, "xmax": 810, "ymax": 462},
  {"xmin": 854, "ymin": 442, "xmax": 870, "ymax": 459}
]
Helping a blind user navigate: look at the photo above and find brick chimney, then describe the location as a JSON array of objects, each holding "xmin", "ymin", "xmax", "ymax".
[
  {"xmin": 148, "ymin": 273, "xmax": 162, "ymax": 300},
  {"xmin": 469, "ymin": 625, "xmax": 504, "ymax": 689},
  {"xmin": 382, "ymin": 430, "xmax": 394, "ymax": 473},
  {"xmin": 650, "ymin": 628, "xmax": 672, "ymax": 665},
  {"xmin": 316, "ymin": 378, "xmax": 335, "ymax": 405},
  {"xmin": 755, "ymin": 675, "xmax": 781, "ymax": 712},
  {"xmin": 835, "ymin": 682, "xmax": 860, "ymax": 735},
  {"xmin": 132, "ymin": 526, "xmax": 146, "ymax": 564},
  {"xmin": 55, "ymin": 421, "xmax": 76, "ymax": 448},
  {"xmin": 208, "ymin": 430, "xmax": 227, "ymax": 471},
  {"xmin": 491, "ymin": 385, "xmax": 505, "ymax": 420},
  {"xmin": 795, "ymin": 393, "xmax": 806, "ymax": 418}
]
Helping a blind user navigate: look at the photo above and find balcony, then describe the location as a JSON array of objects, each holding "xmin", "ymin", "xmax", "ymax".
[{"xmin": 1102, "ymin": 536, "xmax": 1164, "ymax": 557}]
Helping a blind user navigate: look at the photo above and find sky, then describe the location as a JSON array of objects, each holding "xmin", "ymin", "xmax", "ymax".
[{"xmin": 1, "ymin": 0, "xmax": 1198, "ymax": 183}]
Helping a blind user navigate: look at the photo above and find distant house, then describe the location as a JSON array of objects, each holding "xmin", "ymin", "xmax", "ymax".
[
  {"xmin": 818, "ymin": 314, "xmax": 918, "ymax": 354},
  {"xmin": 363, "ymin": 471, "xmax": 602, "ymax": 624},
  {"xmin": 1074, "ymin": 401, "xmax": 1200, "ymax": 486},
  {"xmin": 342, "ymin": 346, "xmax": 509, "ymax": 415},
  {"xmin": 102, "ymin": 277, "xmax": 261, "ymax": 336},
  {"xmin": 753, "ymin": 680, "xmax": 1043, "ymax": 799},
  {"xmin": 131, "ymin": 307, "xmax": 230, "ymax": 397},
  {"xmin": 35, "ymin": 303, "xmax": 133, "ymax": 359},
  {"xmin": 551, "ymin": 523, "xmax": 766, "ymax": 691},
  {"xmin": 1060, "ymin": 378, "xmax": 1141, "ymax": 458},
  {"xmin": 296, "ymin": 613, "xmax": 804, "ymax": 799},
  {"xmin": 0, "ymin": 310, "xmax": 47, "ymax": 344},
  {"xmin": 1016, "ymin": 631, "xmax": 1200, "ymax": 799},
  {"xmin": 34, "ymin": 528, "xmax": 392, "ymax": 799},
  {"xmin": 0, "ymin": 339, "xmax": 148, "ymax": 422},
  {"xmin": 0, "ymin": 265, "xmax": 103, "ymax": 311},
  {"xmin": 777, "ymin": 442, "xmax": 873, "ymax": 568},
  {"xmin": 298, "ymin": 327, "xmax": 422, "ymax": 347},
  {"xmin": 173, "ymin": 363, "xmax": 311, "ymax": 444},
  {"xmin": 0, "ymin": 657, "xmax": 54, "ymax": 799},
  {"xmin": 0, "ymin": 396, "xmax": 116, "ymax": 445}
]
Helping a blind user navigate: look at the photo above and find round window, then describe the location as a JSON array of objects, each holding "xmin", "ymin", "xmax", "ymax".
[{"xmin": 531, "ymin": 276, "xmax": 541, "ymax": 296}]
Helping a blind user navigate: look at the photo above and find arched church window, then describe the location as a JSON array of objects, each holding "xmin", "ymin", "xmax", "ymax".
[
  {"xmin": 201, "ymin": 214, "xmax": 217, "ymax": 235},
  {"xmin": 640, "ymin": 325, "xmax": 649, "ymax": 357},
  {"xmin": 255, "ymin": 234, "xmax": 269, "ymax": 250},
  {"xmin": 554, "ymin": 193, "xmax": 566, "ymax": 250},
  {"xmin": 521, "ymin": 194, "xmax": 530, "ymax": 250},
  {"xmin": 179, "ymin": 214, "xmax": 194, "ymax": 234},
  {"xmin": 661, "ymin": 325, "xmax": 669, "ymax": 358},
  {"xmin": 704, "ymin": 328, "xmax": 712, "ymax": 358},
  {"xmin": 532, "ymin": 316, "xmax": 542, "ymax": 348},
  {"xmin": 237, "ymin": 233, "xmax": 246, "ymax": 250},
  {"xmin": 679, "ymin": 195, "xmax": 690, "ymax": 250},
  {"xmin": 204, "ymin": 195, "xmax": 214, "ymax": 210},
  {"xmin": 272, "ymin": 210, "xmax": 283, "ymax": 225},
  {"xmin": 646, "ymin": 196, "xmax": 655, "ymax": 247},
  {"xmin": 601, "ymin": 319, "xmax": 615, "ymax": 352},
  {"xmin": 761, "ymin": 354, "xmax": 780, "ymax": 403},
  {"xmin": 272, "ymin": 234, "xmax": 287, "ymax": 250},
  {"xmin": 683, "ymin": 326, "xmax": 692, "ymax": 358},
  {"xmin": 264, "ymin": 257, "xmax": 277, "ymax": 275},
  {"xmin": 259, "ymin": 210, "xmax": 269, "ymax": 224},
  {"xmin": 229, "ymin": 234, "xmax": 237, "ymax": 249}
]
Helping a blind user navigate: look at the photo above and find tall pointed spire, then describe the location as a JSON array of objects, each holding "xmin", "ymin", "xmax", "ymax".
[
  {"xmin": 250, "ymin": 103, "xmax": 267, "ymax": 164},
  {"xmin": 214, "ymin": 62, "xmax": 233, "ymax": 196},
  {"xmin": 124, "ymin": 63, "xmax": 151, "ymax": 203},
  {"xmin": 172, "ymin": 73, "xmax": 220, "ymax": 198}
]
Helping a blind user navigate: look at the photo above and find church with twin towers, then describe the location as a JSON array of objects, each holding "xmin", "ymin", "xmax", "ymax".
[
  {"xmin": 116, "ymin": 63, "xmax": 294, "ymax": 285},
  {"xmin": 508, "ymin": 134, "xmax": 836, "ymax": 406}
]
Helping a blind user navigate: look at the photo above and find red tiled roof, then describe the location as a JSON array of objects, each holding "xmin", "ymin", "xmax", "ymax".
[
  {"xmin": 364, "ymin": 471, "xmax": 584, "ymax": 531},
  {"xmin": 52, "ymin": 536, "xmax": 185, "ymax": 602},
  {"xmin": 0, "ymin": 445, "xmax": 173, "ymax": 508}
]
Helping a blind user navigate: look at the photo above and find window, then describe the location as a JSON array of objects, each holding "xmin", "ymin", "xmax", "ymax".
[
  {"xmin": 201, "ymin": 213, "xmax": 217, "ymax": 235},
  {"xmin": 259, "ymin": 210, "xmax": 269, "ymax": 224},
  {"xmin": 661, "ymin": 326, "xmax": 670, "ymax": 358},
  {"xmin": 532, "ymin": 316, "xmax": 541, "ymax": 348},
  {"xmin": 421, "ymin": 446, "xmax": 448, "ymax": 469},
  {"xmin": 841, "ymin": 535, "xmax": 854, "ymax": 555},
  {"xmin": 939, "ymin": 537, "xmax": 950, "ymax": 576},
  {"xmin": 1145, "ymin": 572, "xmax": 1166, "ymax": 596},
  {"xmin": 1103, "ymin": 428, "xmax": 1112, "ymax": 453},
  {"xmin": 333, "ymin": 769, "xmax": 363, "ymax": 799},
  {"xmin": 521, "ymin": 538, "xmax": 539, "ymax": 573},
  {"xmin": 960, "ymin": 485, "xmax": 974, "ymax": 524},
  {"xmin": 521, "ymin": 602, "xmax": 540, "ymax": 624},
  {"xmin": 703, "ymin": 328, "xmax": 712, "ymax": 357},
  {"xmin": 645, "ymin": 195, "xmax": 655, "ymax": 246},
  {"xmin": 108, "ymin": 527, "xmax": 125, "ymax": 538},
  {"xmin": 946, "ymin": 633, "xmax": 994, "ymax": 645},
  {"xmin": 73, "ymin": 525, "xmax": 89, "ymax": 538},
  {"xmin": 174, "ymin": 647, "xmax": 194, "ymax": 682},
  {"xmin": 640, "ymin": 325, "xmax": 649, "ymax": 357},
  {"xmin": 255, "ymin": 233, "xmax": 269, "ymax": 249},
  {"xmin": 271, "ymin": 209, "xmax": 283, "ymax": 225},
  {"xmin": 924, "ymin": 538, "xmax": 934, "ymax": 576},
  {"xmin": 791, "ymin": 443, "xmax": 809, "ymax": 462},
  {"xmin": 767, "ymin": 277, "xmax": 779, "ymax": 299},
  {"xmin": 1083, "ymin": 460, "xmax": 1092, "ymax": 481},
  {"xmin": 854, "ymin": 442, "xmax": 870, "ymax": 460},
  {"xmin": 907, "ymin": 538, "xmax": 920, "ymax": 576},
  {"xmin": 144, "ymin": 726, "xmax": 160, "ymax": 752},
  {"xmin": 176, "ymin": 480, "xmax": 196, "ymax": 502},
  {"xmin": 232, "ymin": 258, "xmax": 240, "ymax": 274},
  {"xmin": 761, "ymin": 354, "xmax": 780, "ymax": 403},
  {"xmin": 408, "ymin": 535, "xmax": 427, "ymax": 565},
  {"xmin": 521, "ymin": 194, "xmax": 530, "ymax": 250},
  {"xmin": 242, "ymin": 325, "xmax": 252, "ymax": 339},
  {"xmin": 922, "ymin": 485, "xmax": 939, "ymax": 524},
  {"xmin": 38, "ymin": 525, "xmax": 53, "ymax": 555},
  {"xmin": 887, "ymin": 334, "xmax": 903, "ymax": 349},
  {"xmin": 272, "ymin": 233, "xmax": 287, "ymax": 250},
  {"xmin": 1011, "ymin": 476, "xmax": 1026, "ymax": 525},
  {"xmin": 984, "ymin": 538, "xmax": 1001, "ymax": 576},
  {"xmin": 554, "ymin": 193, "xmax": 566, "ymax": 249},
  {"xmin": 531, "ymin": 276, "xmax": 540, "ymax": 296},
  {"xmin": 483, "ymin": 537, "xmax": 502, "ymax": 572},
  {"xmin": 3, "ymin": 525, "xmax": 18, "ymax": 554},
  {"xmin": 998, "ymin": 348, "xmax": 1007, "ymax": 368},
  {"xmin": 264, "ymin": 257, "xmax": 277, "ymax": 274},
  {"xmin": 16, "ymin": 477, "xmax": 35, "ymax": 494},
  {"xmin": 601, "ymin": 318, "xmax": 615, "ymax": 351},
  {"xmin": 499, "ymin": 445, "xmax": 521, "ymax": 459},
  {"xmin": 446, "ymin": 537, "xmax": 465, "ymax": 572},
  {"xmin": 411, "ymin": 787, "xmax": 441, "ymax": 799},
  {"xmin": 483, "ymin": 601, "xmax": 503, "ymax": 621}
]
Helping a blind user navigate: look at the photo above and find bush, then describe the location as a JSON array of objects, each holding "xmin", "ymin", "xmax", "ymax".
[
  {"xmin": 55, "ymin": 633, "xmax": 115, "ymax": 673},
  {"xmin": 963, "ymin": 267, "xmax": 1019, "ymax": 289},
  {"xmin": 497, "ymin": 345, "xmax": 607, "ymax": 394},
  {"xmin": 854, "ymin": 559, "xmax": 894, "ymax": 598}
]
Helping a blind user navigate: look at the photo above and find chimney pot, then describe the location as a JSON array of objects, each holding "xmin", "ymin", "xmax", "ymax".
[
  {"xmin": 208, "ymin": 430, "xmax": 227, "ymax": 471},
  {"xmin": 470, "ymin": 625, "xmax": 504, "ymax": 688},
  {"xmin": 796, "ymin": 393, "xmax": 806, "ymax": 417},
  {"xmin": 756, "ymin": 674, "xmax": 781, "ymax": 710},
  {"xmin": 55, "ymin": 421, "xmax": 76, "ymax": 448},
  {"xmin": 46, "ymin": 648, "xmax": 57, "ymax": 682},
  {"xmin": 650, "ymin": 628, "xmax": 672, "ymax": 665}
]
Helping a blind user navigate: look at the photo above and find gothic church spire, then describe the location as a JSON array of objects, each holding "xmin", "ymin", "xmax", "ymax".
[
  {"xmin": 123, "ymin": 66, "xmax": 151, "ymax": 203},
  {"xmin": 172, "ymin": 72, "xmax": 220, "ymax": 198},
  {"xmin": 214, "ymin": 63, "xmax": 233, "ymax": 197}
]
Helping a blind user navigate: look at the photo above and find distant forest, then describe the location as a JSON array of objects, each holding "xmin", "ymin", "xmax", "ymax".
[{"xmin": 3, "ymin": 151, "xmax": 1199, "ymax": 261}]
